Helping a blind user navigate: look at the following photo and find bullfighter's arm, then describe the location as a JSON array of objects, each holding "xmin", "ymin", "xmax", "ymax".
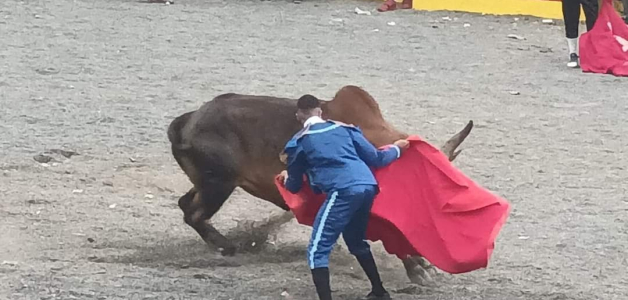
[
  {"xmin": 285, "ymin": 149, "xmax": 307, "ymax": 194},
  {"xmin": 349, "ymin": 127, "xmax": 400, "ymax": 169}
]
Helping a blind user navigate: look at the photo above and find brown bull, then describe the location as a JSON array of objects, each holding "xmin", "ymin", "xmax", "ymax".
[{"xmin": 167, "ymin": 85, "xmax": 473, "ymax": 284}]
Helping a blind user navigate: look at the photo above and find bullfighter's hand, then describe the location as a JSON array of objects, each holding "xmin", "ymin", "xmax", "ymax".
[
  {"xmin": 394, "ymin": 139, "xmax": 410, "ymax": 151},
  {"xmin": 279, "ymin": 170, "xmax": 288, "ymax": 185}
]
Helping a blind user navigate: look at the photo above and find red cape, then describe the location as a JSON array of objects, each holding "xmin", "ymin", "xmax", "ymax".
[
  {"xmin": 580, "ymin": 0, "xmax": 628, "ymax": 76},
  {"xmin": 275, "ymin": 136, "xmax": 511, "ymax": 274}
]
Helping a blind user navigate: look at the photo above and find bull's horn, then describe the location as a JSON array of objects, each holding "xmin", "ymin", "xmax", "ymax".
[{"xmin": 440, "ymin": 120, "xmax": 473, "ymax": 162}]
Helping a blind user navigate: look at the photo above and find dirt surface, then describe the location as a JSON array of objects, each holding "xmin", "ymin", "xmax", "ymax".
[{"xmin": 1, "ymin": 0, "xmax": 627, "ymax": 299}]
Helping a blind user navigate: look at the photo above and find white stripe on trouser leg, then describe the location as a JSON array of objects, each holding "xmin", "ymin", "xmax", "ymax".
[{"xmin": 309, "ymin": 191, "xmax": 339, "ymax": 269}]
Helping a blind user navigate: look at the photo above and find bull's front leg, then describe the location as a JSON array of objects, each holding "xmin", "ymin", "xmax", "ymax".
[
  {"xmin": 402, "ymin": 256, "xmax": 436, "ymax": 285},
  {"xmin": 178, "ymin": 186, "xmax": 237, "ymax": 256},
  {"xmin": 399, "ymin": 120, "xmax": 474, "ymax": 285}
]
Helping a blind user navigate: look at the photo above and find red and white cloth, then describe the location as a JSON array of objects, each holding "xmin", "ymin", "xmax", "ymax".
[
  {"xmin": 580, "ymin": 0, "xmax": 628, "ymax": 76},
  {"xmin": 276, "ymin": 136, "xmax": 511, "ymax": 274}
]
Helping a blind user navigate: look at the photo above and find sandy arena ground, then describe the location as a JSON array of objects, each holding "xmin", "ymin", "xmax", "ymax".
[{"xmin": 1, "ymin": 0, "xmax": 627, "ymax": 299}]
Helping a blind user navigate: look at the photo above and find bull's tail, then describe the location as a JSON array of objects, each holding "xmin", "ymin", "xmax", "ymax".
[
  {"xmin": 168, "ymin": 111, "xmax": 202, "ymax": 186},
  {"xmin": 168, "ymin": 111, "xmax": 194, "ymax": 151}
]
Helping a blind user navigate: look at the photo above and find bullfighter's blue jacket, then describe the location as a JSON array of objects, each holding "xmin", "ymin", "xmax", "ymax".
[{"xmin": 283, "ymin": 120, "xmax": 401, "ymax": 195}]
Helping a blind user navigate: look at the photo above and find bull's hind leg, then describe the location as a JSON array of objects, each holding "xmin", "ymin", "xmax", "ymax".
[
  {"xmin": 178, "ymin": 182, "xmax": 237, "ymax": 256},
  {"xmin": 174, "ymin": 135, "xmax": 243, "ymax": 256}
]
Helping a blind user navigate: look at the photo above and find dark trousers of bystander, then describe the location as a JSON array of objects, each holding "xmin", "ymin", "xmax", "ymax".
[{"xmin": 562, "ymin": 0, "xmax": 599, "ymax": 38}]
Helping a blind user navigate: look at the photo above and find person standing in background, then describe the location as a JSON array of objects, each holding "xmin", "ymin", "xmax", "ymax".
[
  {"xmin": 562, "ymin": 0, "xmax": 600, "ymax": 68},
  {"xmin": 377, "ymin": 0, "xmax": 412, "ymax": 12}
]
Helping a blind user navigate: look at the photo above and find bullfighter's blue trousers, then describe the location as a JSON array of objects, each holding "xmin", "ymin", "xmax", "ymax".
[{"xmin": 307, "ymin": 184, "xmax": 377, "ymax": 269}]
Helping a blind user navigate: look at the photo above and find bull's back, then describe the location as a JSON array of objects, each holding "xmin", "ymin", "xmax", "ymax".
[{"xmin": 192, "ymin": 93, "xmax": 301, "ymax": 162}]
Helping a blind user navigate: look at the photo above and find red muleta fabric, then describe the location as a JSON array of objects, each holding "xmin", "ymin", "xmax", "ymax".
[
  {"xmin": 580, "ymin": 0, "xmax": 628, "ymax": 76},
  {"xmin": 275, "ymin": 135, "xmax": 511, "ymax": 274}
]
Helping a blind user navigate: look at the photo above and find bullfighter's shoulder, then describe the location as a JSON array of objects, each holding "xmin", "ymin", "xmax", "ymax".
[
  {"xmin": 327, "ymin": 120, "xmax": 363, "ymax": 133},
  {"xmin": 328, "ymin": 120, "xmax": 355, "ymax": 128},
  {"xmin": 284, "ymin": 126, "xmax": 310, "ymax": 151}
]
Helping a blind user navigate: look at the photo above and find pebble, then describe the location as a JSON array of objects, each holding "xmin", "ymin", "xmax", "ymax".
[
  {"xmin": 354, "ymin": 7, "xmax": 371, "ymax": 15},
  {"xmin": 507, "ymin": 34, "xmax": 525, "ymax": 40},
  {"xmin": 33, "ymin": 154, "xmax": 53, "ymax": 164},
  {"xmin": 50, "ymin": 149, "xmax": 78, "ymax": 158},
  {"xmin": 35, "ymin": 67, "xmax": 60, "ymax": 75}
]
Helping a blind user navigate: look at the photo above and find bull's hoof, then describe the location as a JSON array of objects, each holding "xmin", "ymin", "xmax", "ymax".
[
  {"xmin": 407, "ymin": 272, "xmax": 433, "ymax": 286},
  {"xmin": 427, "ymin": 266, "xmax": 438, "ymax": 276},
  {"xmin": 416, "ymin": 257, "xmax": 438, "ymax": 276},
  {"xmin": 218, "ymin": 246, "xmax": 237, "ymax": 256},
  {"xmin": 406, "ymin": 266, "xmax": 434, "ymax": 286}
]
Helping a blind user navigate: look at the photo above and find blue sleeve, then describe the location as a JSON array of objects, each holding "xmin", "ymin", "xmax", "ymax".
[
  {"xmin": 284, "ymin": 145, "xmax": 307, "ymax": 194},
  {"xmin": 349, "ymin": 127, "xmax": 400, "ymax": 169}
]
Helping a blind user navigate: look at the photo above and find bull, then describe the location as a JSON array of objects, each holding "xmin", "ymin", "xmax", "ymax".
[{"xmin": 167, "ymin": 85, "xmax": 473, "ymax": 284}]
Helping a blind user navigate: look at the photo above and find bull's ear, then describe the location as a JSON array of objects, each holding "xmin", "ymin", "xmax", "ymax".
[{"xmin": 279, "ymin": 152, "xmax": 288, "ymax": 165}]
